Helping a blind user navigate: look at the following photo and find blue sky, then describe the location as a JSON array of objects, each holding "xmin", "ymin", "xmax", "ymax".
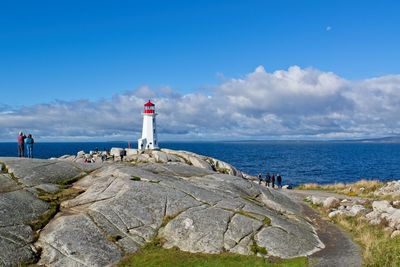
[
  {"xmin": 1, "ymin": 0, "xmax": 399, "ymax": 106},
  {"xmin": 1, "ymin": 1, "xmax": 400, "ymax": 141}
]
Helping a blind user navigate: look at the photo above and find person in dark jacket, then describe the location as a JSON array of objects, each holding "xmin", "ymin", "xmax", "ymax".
[
  {"xmin": 265, "ymin": 172, "xmax": 271, "ymax": 187},
  {"xmin": 25, "ymin": 134, "xmax": 34, "ymax": 158},
  {"xmin": 277, "ymin": 174, "xmax": 282, "ymax": 188},
  {"xmin": 17, "ymin": 132, "xmax": 26, "ymax": 157},
  {"xmin": 258, "ymin": 173, "xmax": 262, "ymax": 185},
  {"xmin": 271, "ymin": 174, "xmax": 275, "ymax": 188}
]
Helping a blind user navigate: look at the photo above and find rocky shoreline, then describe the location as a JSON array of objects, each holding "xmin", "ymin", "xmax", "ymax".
[
  {"xmin": 304, "ymin": 180, "xmax": 400, "ymax": 239},
  {"xmin": 0, "ymin": 149, "xmax": 325, "ymax": 266}
]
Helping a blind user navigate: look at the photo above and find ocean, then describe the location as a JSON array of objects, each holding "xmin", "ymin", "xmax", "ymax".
[{"xmin": 1, "ymin": 141, "xmax": 399, "ymax": 186}]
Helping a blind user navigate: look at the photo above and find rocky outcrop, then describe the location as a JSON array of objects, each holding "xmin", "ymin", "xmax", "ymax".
[
  {"xmin": 375, "ymin": 180, "xmax": 400, "ymax": 197},
  {"xmin": 66, "ymin": 148, "xmax": 244, "ymax": 178},
  {"xmin": 0, "ymin": 158, "xmax": 98, "ymax": 266},
  {"xmin": 0, "ymin": 151, "xmax": 325, "ymax": 266},
  {"xmin": 305, "ymin": 192, "xmax": 400, "ymax": 238},
  {"xmin": 323, "ymin": 197, "xmax": 340, "ymax": 209}
]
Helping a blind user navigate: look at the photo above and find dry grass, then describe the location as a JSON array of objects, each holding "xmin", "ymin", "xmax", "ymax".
[
  {"xmin": 307, "ymin": 203, "xmax": 400, "ymax": 267},
  {"xmin": 297, "ymin": 179, "xmax": 385, "ymax": 198},
  {"xmin": 331, "ymin": 215, "xmax": 400, "ymax": 267}
]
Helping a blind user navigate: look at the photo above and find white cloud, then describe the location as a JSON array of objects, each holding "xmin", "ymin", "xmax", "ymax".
[{"xmin": 1, "ymin": 66, "xmax": 400, "ymax": 141}]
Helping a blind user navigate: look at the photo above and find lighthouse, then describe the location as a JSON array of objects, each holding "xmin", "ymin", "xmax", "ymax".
[{"xmin": 138, "ymin": 100, "xmax": 159, "ymax": 150}]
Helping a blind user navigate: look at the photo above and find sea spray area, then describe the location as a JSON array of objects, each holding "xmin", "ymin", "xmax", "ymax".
[{"xmin": 1, "ymin": 141, "xmax": 399, "ymax": 185}]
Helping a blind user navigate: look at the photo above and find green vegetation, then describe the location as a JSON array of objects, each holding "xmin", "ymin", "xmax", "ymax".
[
  {"xmin": 29, "ymin": 203, "xmax": 59, "ymax": 231},
  {"xmin": 118, "ymin": 239, "xmax": 308, "ymax": 267},
  {"xmin": 214, "ymin": 161, "xmax": 230, "ymax": 174},
  {"xmin": 31, "ymin": 187, "xmax": 84, "ymax": 231},
  {"xmin": 130, "ymin": 176, "xmax": 141, "ymax": 181},
  {"xmin": 236, "ymin": 210, "xmax": 260, "ymax": 220},
  {"xmin": 250, "ymin": 242, "xmax": 268, "ymax": 255},
  {"xmin": 58, "ymin": 172, "xmax": 88, "ymax": 186},
  {"xmin": 263, "ymin": 216, "xmax": 271, "ymax": 226},
  {"xmin": 0, "ymin": 162, "xmax": 7, "ymax": 173},
  {"xmin": 37, "ymin": 187, "xmax": 84, "ymax": 203},
  {"xmin": 0, "ymin": 162, "xmax": 23, "ymax": 186}
]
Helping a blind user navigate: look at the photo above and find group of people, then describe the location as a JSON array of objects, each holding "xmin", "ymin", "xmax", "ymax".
[
  {"xmin": 258, "ymin": 172, "xmax": 283, "ymax": 188},
  {"xmin": 17, "ymin": 132, "xmax": 35, "ymax": 158}
]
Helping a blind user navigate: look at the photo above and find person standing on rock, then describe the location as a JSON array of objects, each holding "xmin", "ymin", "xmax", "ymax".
[
  {"xmin": 25, "ymin": 134, "xmax": 34, "ymax": 158},
  {"xmin": 277, "ymin": 174, "xmax": 282, "ymax": 188},
  {"xmin": 265, "ymin": 172, "xmax": 271, "ymax": 187},
  {"xmin": 258, "ymin": 173, "xmax": 262, "ymax": 185},
  {"xmin": 271, "ymin": 173, "xmax": 275, "ymax": 188},
  {"xmin": 17, "ymin": 132, "xmax": 26, "ymax": 157}
]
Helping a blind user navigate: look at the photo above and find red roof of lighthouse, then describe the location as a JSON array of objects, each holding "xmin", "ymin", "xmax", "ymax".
[{"xmin": 144, "ymin": 100, "xmax": 155, "ymax": 107}]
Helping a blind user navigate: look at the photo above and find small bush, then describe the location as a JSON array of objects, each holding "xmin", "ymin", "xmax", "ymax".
[
  {"xmin": 130, "ymin": 176, "xmax": 141, "ymax": 181},
  {"xmin": 250, "ymin": 243, "xmax": 268, "ymax": 255},
  {"xmin": 263, "ymin": 216, "xmax": 272, "ymax": 226}
]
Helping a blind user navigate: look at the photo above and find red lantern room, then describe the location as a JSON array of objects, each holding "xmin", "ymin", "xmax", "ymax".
[{"xmin": 144, "ymin": 100, "xmax": 155, "ymax": 114}]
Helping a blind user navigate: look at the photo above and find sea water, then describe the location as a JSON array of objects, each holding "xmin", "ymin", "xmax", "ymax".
[{"xmin": 0, "ymin": 141, "xmax": 399, "ymax": 186}]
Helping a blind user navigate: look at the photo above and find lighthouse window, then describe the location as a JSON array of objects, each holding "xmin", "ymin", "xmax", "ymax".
[{"xmin": 153, "ymin": 118, "xmax": 155, "ymax": 123}]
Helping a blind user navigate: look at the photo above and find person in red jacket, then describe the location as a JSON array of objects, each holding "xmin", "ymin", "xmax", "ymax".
[{"xmin": 17, "ymin": 132, "xmax": 26, "ymax": 157}]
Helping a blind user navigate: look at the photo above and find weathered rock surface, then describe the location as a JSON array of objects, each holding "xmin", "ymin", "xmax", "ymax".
[
  {"xmin": 375, "ymin": 180, "xmax": 400, "ymax": 197},
  {"xmin": 0, "ymin": 157, "xmax": 100, "ymax": 266},
  {"xmin": 0, "ymin": 151, "xmax": 325, "ymax": 266},
  {"xmin": 39, "ymin": 162, "xmax": 324, "ymax": 265},
  {"xmin": 323, "ymin": 197, "xmax": 339, "ymax": 209},
  {"xmin": 304, "ymin": 188, "xmax": 400, "ymax": 238},
  {"xmin": 0, "ymin": 158, "xmax": 97, "ymax": 187}
]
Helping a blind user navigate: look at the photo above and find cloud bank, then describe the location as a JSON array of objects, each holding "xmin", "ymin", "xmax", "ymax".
[{"xmin": 1, "ymin": 65, "xmax": 400, "ymax": 141}]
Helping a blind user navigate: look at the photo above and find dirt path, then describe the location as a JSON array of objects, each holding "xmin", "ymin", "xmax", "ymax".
[{"xmin": 283, "ymin": 190, "xmax": 363, "ymax": 267}]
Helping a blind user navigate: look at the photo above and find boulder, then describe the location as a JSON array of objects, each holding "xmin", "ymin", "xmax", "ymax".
[
  {"xmin": 311, "ymin": 196, "xmax": 324, "ymax": 206},
  {"xmin": 349, "ymin": 205, "xmax": 367, "ymax": 216},
  {"xmin": 386, "ymin": 210, "xmax": 400, "ymax": 228},
  {"xmin": 323, "ymin": 197, "xmax": 340, "ymax": 208},
  {"xmin": 125, "ymin": 148, "xmax": 138, "ymax": 157},
  {"xmin": 152, "ymin": 150, "xmax": 170, "ymax": 163},
  {"xmin": 391, "ymin": 230, "xmax": 400, "ymax": 239},
  {"xmin": 366, "ymin": 210, "xmax": 381, "ymax": 221},
  {"xmin": 328, "ymin": 210, "xmax": 344, "ymax": 218},
  {"xmin": 375, "ymin": 180, "xmax": 400, "ymax": 197},
  {"xmin": 372, "ymin": 200, "xmax": 392, "ymax": 213}
]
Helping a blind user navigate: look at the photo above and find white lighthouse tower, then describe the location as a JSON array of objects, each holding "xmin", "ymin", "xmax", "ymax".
[{"xmin": 138, "ymin": 100, "xmax": 159, "ymax": 150}]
